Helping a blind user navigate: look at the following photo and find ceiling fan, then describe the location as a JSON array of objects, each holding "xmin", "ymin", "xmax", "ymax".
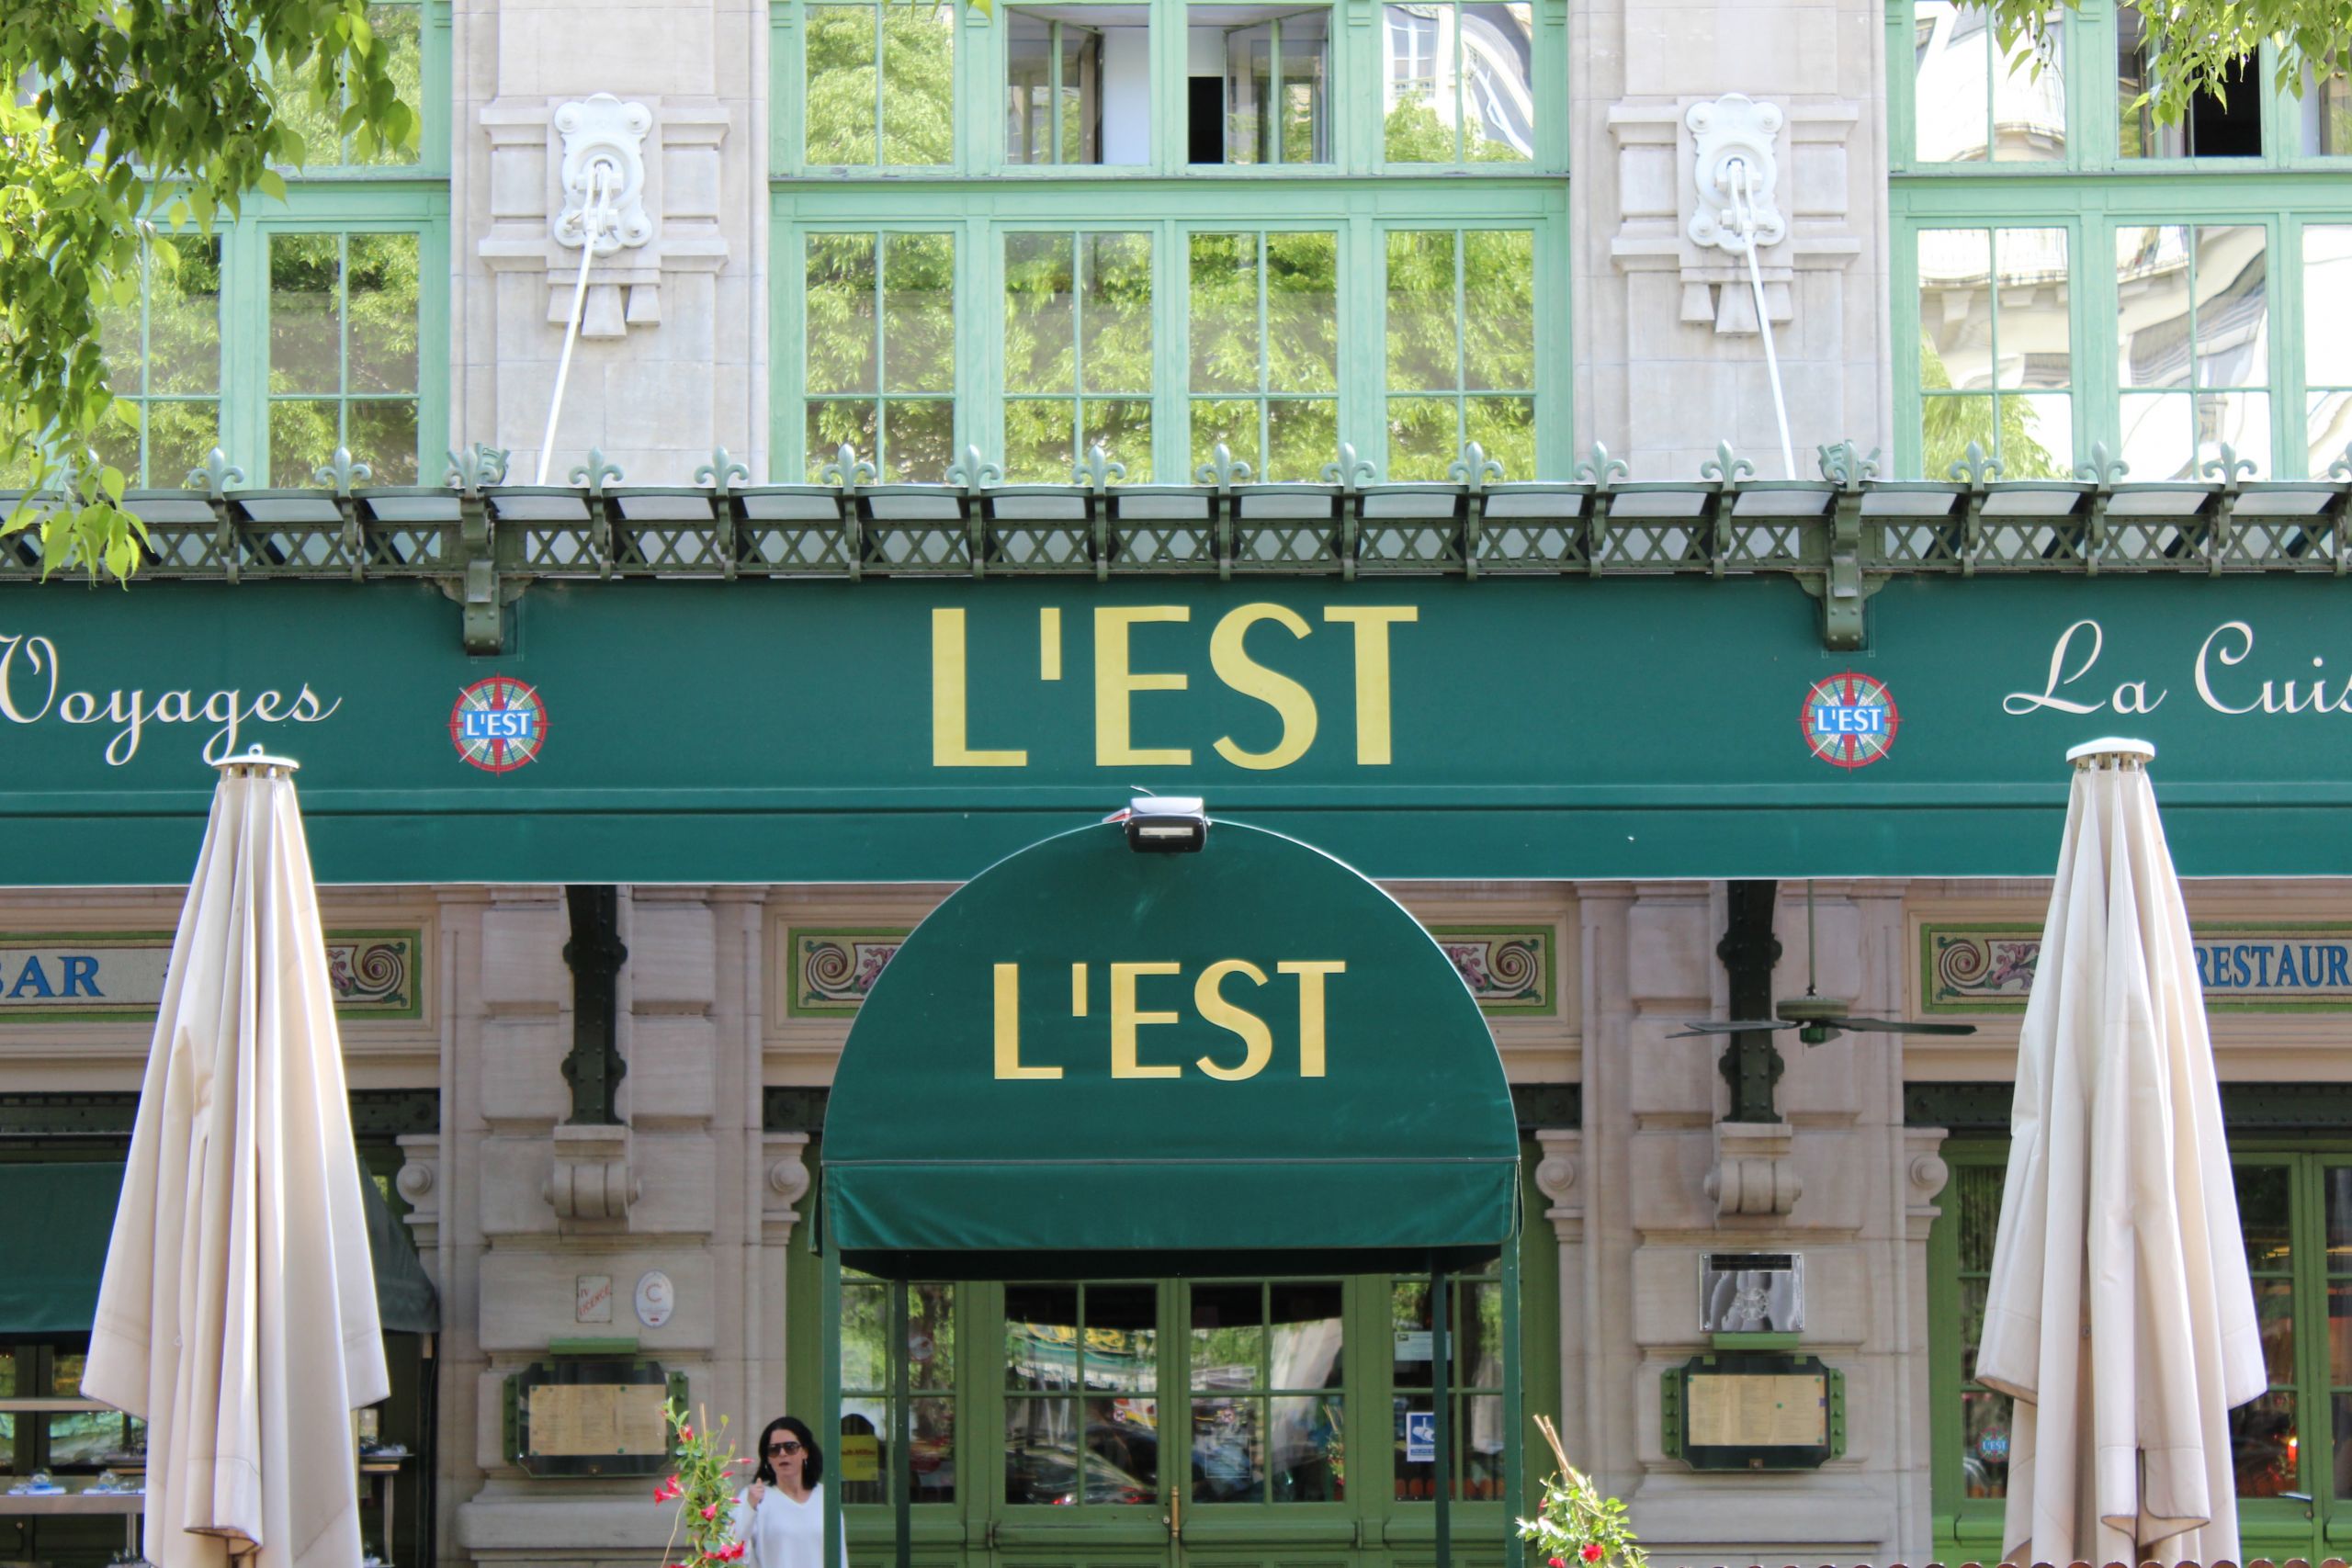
[{"xmin": 1668, "ymin": 880, "xmax": 1979, "ymax": 1046}]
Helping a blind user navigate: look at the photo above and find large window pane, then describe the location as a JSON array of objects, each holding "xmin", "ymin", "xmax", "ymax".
[
  {"xmin": 269, "ymin": 1, "xmax": 424, "ymax": 168},
  {"xmin": 803, "ymin": 231, "xmax": 957, "ymax": 481},
  {"xmin": 1004, "ymin": 230, "xmax": 1154, "ymax": 481},
  {"xmin": 1385, "ymin": 227, "xmax": 1536, "ymax": 479},
  {"xmin": 1006, "ymin": 1283, "xmax": 1159, "ymax": 1507},
  {"xmin": 98, "ymin": 237, "xmax": 224, "ymax": 487},
  {"xmin": 1912, "ymin": 3, "xmax": 2064, "ymax": 163},
  {"xmin": 1382, "ymin": 0, "xmax": 1532, "ymax": 164},
  {"xmin": 2304, "ymin": 228, "xmax": 2352, "ymax": 471},
  {"xmin": 808, "ymin": 1, "xmax": 955, "ymax": 166},
  {"xmin": 2117, "ymin": 9, "xmax": 2259, "ymax": 158},
  {"xmin": 1008, "ymin": 6, "xmax": 1148, "ymax": 164},
  {"xmin": 1187, "ymin": 6, "xmax": 1330, "ymax": 165},
  {"xmin": 1188, "ymin": 230, "xmax": 1338, "ymax": 480},
  {"xmin": 1917, "ymin": 226, "xmax": 2073, "ymax": 478},
  {"xmin": 2116, "ymin": 223, "xmax": 2269, "ymax": 479},
  {"xmin": 268, "ymin": 231, "xmax": 422, "ymax": 486}
]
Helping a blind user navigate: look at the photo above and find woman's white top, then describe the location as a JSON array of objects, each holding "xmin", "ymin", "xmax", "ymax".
[{"xmin": 729, "ymin": 1482, "xmax": 850, "ymax": 1568}]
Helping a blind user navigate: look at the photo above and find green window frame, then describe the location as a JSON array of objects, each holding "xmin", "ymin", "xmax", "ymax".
[
  {"xmin": 1889, "ymin": 0, "xmax": 2352, "ymax": 479},
  {"xmin": 89, "ymin": 0, "xmax": 451, "ymax": 491},
  {"xmin": 775, "ymin": 193, "xmax": 1566, "ymax": 484},
  {"xmin": 837, "ymin": 1275, "xmax": 957, "ymax": 1506},
  {"xmin": 1929, "ymin": 1138, "xmax": 2352, "ymax": 1562}
]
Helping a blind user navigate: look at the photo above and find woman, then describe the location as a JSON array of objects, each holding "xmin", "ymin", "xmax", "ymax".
[{"xmin": 729, "ymin": 1416, "xmax": 850, "ymax": 1568}]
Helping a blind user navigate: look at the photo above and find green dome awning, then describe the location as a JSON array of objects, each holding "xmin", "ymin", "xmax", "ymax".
[{"xmin": 821, "ymin": 819, "xmax": 1519, "ymax": 1278}]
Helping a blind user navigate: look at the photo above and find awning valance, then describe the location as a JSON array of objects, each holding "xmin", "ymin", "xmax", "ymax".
[
  {"xmin": 820, "ymin": 819, "xmax": 1520, "ymax": 1278},
  {"xmin": 0, "ymin": 1161, "xmax": 438, "ymax": 1335}
]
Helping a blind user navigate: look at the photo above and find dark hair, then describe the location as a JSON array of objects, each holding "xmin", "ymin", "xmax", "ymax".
[{"xmin": 753, "ymin": 1416, "xmax": 822, "ymax": 1488}]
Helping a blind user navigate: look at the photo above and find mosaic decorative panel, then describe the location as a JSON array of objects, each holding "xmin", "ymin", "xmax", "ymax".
[
  {"xmin": 785, "ymin": 925, "xmax": 1554, "ymax": 1016},
  {"xmin": 0, "ymin": 928, "xmax": 422, "ymax": 1022},
  {"xmin": 786, "ymin": 929, "xmax": 909, "ymax": 1016},
  {"xmin": 1427, "ymin": 926, "xmax": 1556, "ymax": 1015},
  {"xmin": 1923, "ymin": 921, "xmax": 2352, "ymax": 1014}
]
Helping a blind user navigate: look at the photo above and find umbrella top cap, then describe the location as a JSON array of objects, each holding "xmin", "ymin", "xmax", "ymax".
[
  {"xmin": 2065, "ymin": 736, "xmax": 2156, "ymax": 770},
  {"xmin": 215, "ymin": 744, "xmax": 300, "ymax": 776}
]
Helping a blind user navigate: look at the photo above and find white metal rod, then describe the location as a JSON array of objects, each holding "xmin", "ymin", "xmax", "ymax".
[
  {"xmin": 536, "ymin": 166, "xmax": 610, "ymax": 486},
  {"xmin": 1729, "ymin": 158, "xmax": 1795, "ymax": 479}
]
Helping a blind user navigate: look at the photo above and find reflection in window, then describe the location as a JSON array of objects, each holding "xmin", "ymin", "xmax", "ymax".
[
  {"xmin": 1381, "ymin": 0, "xmax": 1532, "ymax": 163},
  {"xmin": 2307, "ymin": 229, "xmax": 2352, "ymax": 473},
  {"xmin": 1191, "ymin": 1280, "xmax": 1344, "ymax": 1505},
  {"xmin": 2117, "ymin": 9, "xmax": 2260, "ymax": 157},
  {"xmin": 805, "ymin": 231, "xmax": 957, "ymax": 482},
  {"xmin": 2301, "ymin": 73, "xmax": 2352, "ymax": 155},
  {"xmin": 1008, "ymin": 7, "xmax": 1150, "ymax": 164},
  {"xmin": 1385, "ymin": 228, "xmax": 1534, "ymax": 480},
  {"xmin": 1911, "ymin": 3, "xmax": 2064, "ymax": 163},
  {"xmin": 1915, "ymin": 226, "xmax": 2073, "ymax": 478},
  {"xmin": 1004, "ymin": 1282, "xmax": 1159, "ymax": 1507},
  {"xmin": 837, "ymin": 1275, "xmax": 957, "ymax": 1506},
  {"xmin": 2116, "ymin": 223, "xmax": 2271, "ymax": 478},
  {"xmin": 806, "ymin": 0, "xmax": 956, "ymax": 166},
  {"xmin": 1393, "ymin": 1276, "xmax": 1504, "ymax": 1501},
  {"xmin": 267, "ymin": 231, "xmax": 422, "ymax": 485},
  {"xmin": 1003, "ymin": 230, "xmax": 1156, "ymax": 481},
  {"xmin": 96, "ymin": 236, "xmax": 224, "ymax": 488},
  {"xmin": 1188, "ymin": 7, "xmax": 1330, "ymax": 164},
  {"xmin": 268, "ymin": 0, "xmax": 424, "ymax": 167},
  {"xmin": 1189, "ymin": 231, "xmax": 1340, "ymax": 479}
]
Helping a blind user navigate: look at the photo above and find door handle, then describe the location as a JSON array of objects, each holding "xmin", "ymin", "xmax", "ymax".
[
  {"xmin": 1165, "ymin": 1484, "xmax": 1183, "ymax": 1540},
  {"xmin": 2283, "ymin": 1490, "xmax": 2314, "ymax": 1522}
]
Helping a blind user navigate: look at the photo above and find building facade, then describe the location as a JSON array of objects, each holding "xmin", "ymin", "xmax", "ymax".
[{"xmin": 3, "ymin": 0, "xmax": 2351, "ymax": 1566}]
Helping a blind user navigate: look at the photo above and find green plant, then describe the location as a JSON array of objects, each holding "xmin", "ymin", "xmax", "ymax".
[
  {"xmin": 1517, "ymin": 1415, "xmax": 1645, "ymax": 1568},
  {"xmin": 652, "ymin": 1402, "xmax": 752, "ymax": 1568}
]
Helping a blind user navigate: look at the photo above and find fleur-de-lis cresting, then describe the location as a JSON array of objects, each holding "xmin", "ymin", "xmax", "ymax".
[
  {"xmin": 1815, "ymin": 441, "xmax": 1880, "ymax": 490},
  {"xmin": 2200, "ymin": 444, "xmax": 2257, "ymax": 486},
  {"xmin": 1320, "ymin": 441, "xmax": 1378, "ymax": 487},
  {"xmin": 2330, "ymin": 443, "xmax": 2352, "ymax": 481},
  {"xmin": 569, "ymin": 446, "xmax": 626, "ymax": 495},
  {"xmin": 694, "ymin": 446, "xmax": 751, "ymax": 496},
  {"xmin": 1947, "ymin": 441, "xmax": 2002, "ymax": 487},
  {"xmin": 1194, "ymin": 442, "xmax": 1252, "ymax": 491},
  {"xmin": 2073, "ymin": 442, "xmax": 2129, "ymax": 487},
  {"xmin": 1448, "ymin": 442, "xmax": 1505, "ymax": 492},
  {"xmin": 313, "ymin": 445, "xmax": 372, "ymax": 496},
  {"xmin": 944, "ymin": 446, "xmax": 1003, "ymax": 490},
  {"xmin": 1700, "ymin": 441, "xmax": 1755, "ymax": 484},
  {"xmin": 186, "ymin": 446, "xmax": 247, "ymax": 499},
  {"xmin": 1574, "ymin": 442, "xmax": 1629, "ymax": 486},
  {"xmin": 443, "ymin": 444, "xmax": 510, "ymax": 495},
  {"xmin": 820, "ymin": 444, "xmax": 878, "ymax": 491},
  {"xmin": 1072, "ymin": 443, "xmax": 1126, "ymax": 491}
]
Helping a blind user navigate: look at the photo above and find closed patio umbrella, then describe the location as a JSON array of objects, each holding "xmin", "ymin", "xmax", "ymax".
[
  {"xmin": 1976, "ymin": 738, "xmax": 2267, "ymax": 1565},
  {"xmin": 83, "ymin": 749, "xmax": 388, "ymax": 1568}
]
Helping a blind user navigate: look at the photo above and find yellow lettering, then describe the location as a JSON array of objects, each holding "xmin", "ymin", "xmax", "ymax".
[
  {"xmin": 1071, "ymin": 961, "xmax": 1089, "ymax": 1017},
  {"xmin": 1320, "ymin": 607, "xmax": 1417, "ymax": 764},
  {"xmin": 1193, "ymin": 959, "xmax": 1273, "ymax": 1080},
  {"xmin": 993, "ymin": 964, "xmax": 1061, "ymax": 1079},
  {"xmin": 1040, "ymin": 606, "xmax": 1062, "ymax": 682},
  {"xmin": 1210, "ymin": 604, "xmax": 1318, "ymax": 771},
  {"xmin": 1277, "ymin": 960, "xmax": 1345, "ymax": 1077},
  {"xmin": 1095, "ymin": 607, "xmax": 1193, "ymax": 767},
  {"xmin": 1111, "ymin": 961, "xmax": 1183, "ymax": 1077},
  {"xmin": 933, "ymin": 609, "xmax": 1027, "ymax": 767}
]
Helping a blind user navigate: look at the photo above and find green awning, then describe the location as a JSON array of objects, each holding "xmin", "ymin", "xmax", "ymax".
[
  {"xmin": 0, "ymin": 1160, "xmax": 439, "ymax": 1335},
  {"xmin": 822, "ymin": 820, "xmax": 1520, "ymax": 1278}
]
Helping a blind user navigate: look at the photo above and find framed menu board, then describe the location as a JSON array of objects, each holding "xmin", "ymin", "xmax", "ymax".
[
  {"xmin": 1661, "ymin": 1349, "xmax": 1844, "ymax": 1472},
  {"xmin": 503, "ymin": 1357, "xmax": 687, "ymax": 1478}
]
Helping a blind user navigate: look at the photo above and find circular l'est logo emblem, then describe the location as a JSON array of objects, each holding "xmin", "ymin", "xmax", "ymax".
[
  {"xmin": 449, "ymin": 676, "xmax": 549, "ymax": 773},
  {"xmin": 1800, "ymin": 671, "xmax": 1899, "ymax": 769}
]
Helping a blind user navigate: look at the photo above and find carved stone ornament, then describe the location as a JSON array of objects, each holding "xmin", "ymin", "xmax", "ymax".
[
  {"xmin": 553, "ymin": 94, "xmax": 655, "ymax": 254},
  {"xmin": 1686, "ymin": 94, "xmax": 1787, "ymax": 255},
  {"xmin": 545, "ymin": 1122, "xmax": 639, "ymax": 1226},
  {"xmin": 1705, "ymin": 1120, "xmax": 1803, "ymax": 1217}
]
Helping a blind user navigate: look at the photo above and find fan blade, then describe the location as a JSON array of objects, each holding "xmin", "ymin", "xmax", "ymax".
[
  {"xmin": 1830, "ymin": 1017, "xmax": 1979, "ymax": 1036},
  {"xmin": 1665, "ymin": 1020, "xmax": 1801, "ymax": 1038}
]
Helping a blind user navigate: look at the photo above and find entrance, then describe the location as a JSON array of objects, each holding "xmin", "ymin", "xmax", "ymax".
[{"xmin": 827, "ymin": 1269, "xmax": 1515, "ymax": 1568}]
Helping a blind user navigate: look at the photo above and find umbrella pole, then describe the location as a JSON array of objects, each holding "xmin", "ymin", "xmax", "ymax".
[
  {"xmin": 890, "ymin": 1277, "xmax": 911, "ymax": 1568},
  {"xmin": 1503, "ymin": 1233, "xmax": 1523, "ymax": 1567},
  {"xmin": 821, "ymin": 1217, "xmax": 842, "ymax": 1568},
  {"xmin": 1433, "ymin": 1266, "xmax": 1451, "ymax": 1568}
]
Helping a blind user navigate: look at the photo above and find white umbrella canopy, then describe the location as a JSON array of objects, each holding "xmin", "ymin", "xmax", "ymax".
[
  {"xmin": 1977, "ymin": 739, "xmax": 2267, "ymax": 1566},
  {"xmin": 82, "ymin": 750, "xmax": 389, "ymax": 1568}
]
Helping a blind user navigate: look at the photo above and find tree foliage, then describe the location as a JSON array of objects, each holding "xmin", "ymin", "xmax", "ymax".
[
  {"xmin": 0, "ymin": 0, "xmax": 417, "ymax": 578},
  {"xmin": 1984, "ymin": 0, "xmax": 2350, "ymax": 123}
]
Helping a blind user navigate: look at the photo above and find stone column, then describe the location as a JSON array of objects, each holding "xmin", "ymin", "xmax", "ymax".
[{"xmin": 1572, "ymin": 0, "xmax": 1889, "ymax": 478}]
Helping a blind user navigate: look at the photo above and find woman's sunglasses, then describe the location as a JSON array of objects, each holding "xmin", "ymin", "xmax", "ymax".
[{"xmin": 767, "ymin": 1440, "xmax": 804, "ymax": 1457}]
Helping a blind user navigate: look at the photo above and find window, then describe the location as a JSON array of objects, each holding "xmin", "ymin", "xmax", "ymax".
[
  {"xmin": 1385, "ymin": 227, "xmax": 1536, "ymax": 479},
  {"xmin": 1188, "ymin": 231, "xmax": 1340, "ymax": 479},
  {"xmin": 1891, "ymin": 1, "xmax": 2352, "ymax": 478},
  {"xmin": 2303, "ymin": 228, "xmax": 2352, "ymax": 469},
  {"xmin": 1382, "ymin": 0, "xmax": 1532, "ymax": 163},
  {"xmin": 96, "ymin": 237, "xmax": 224, "ymax": 488},
  {"xmin": 1006, "ymin": 7, "xmax": 1150, "ymax": 164},
  {"xmin": 268, "ymin": 231, "xmax": 424, "ymax": 486},
  {"xmin": 0, "ymin": 1343, "xmax": 143, "ymax": 1477},
  {"xmin": 1193, "ymin": 6, "xmax": 1332, "ymax": 164},
  {"xmin": 1189, "ymin": 1280, "xmax": 1344, "ymax": 1503},
  {"xmin": 803, "ymin": 231, "xmax": 957, "ymax": 482},
  {"xmin": 1003, "ymin": 230, "xmax": 1157, "ymax": 481},
  {"xmin": 806, "ymin": 0, "xmax": 957, "ymax": 166},
  {"xmin": 838, "ymin": 1276, "xmax": 956, "ymax": 1506},
  {"xmin": 1931, "ymin": 1143, "xmax": 2351, "ymax": 1559},
  {"xmin": 1393, "ymin": 1273, "xmax": 1505, "ymax": 1500},
  {"xmin": 1004, "ymin": 1282, "xmax": 1160, "ymax": 1506}
]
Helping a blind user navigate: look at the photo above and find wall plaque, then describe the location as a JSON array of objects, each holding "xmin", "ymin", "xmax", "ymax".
[
  {"xmin": 503, "ymin": 1359, "xmax": 684, "ymax": 1478},
  {"xmin": 1662, "ymin": 1349, "xmax": 1844, "ymax": 1472}
]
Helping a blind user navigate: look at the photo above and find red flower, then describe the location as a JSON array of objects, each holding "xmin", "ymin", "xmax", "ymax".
[
  {"xmin": 653, "ymin": 1478, "xmax": 683, "ymax": 1503},
  {"xmin": 1582, "ymin": 1544, "xmax": 1604, "ymax": 1562},
  {"xmin": 679, "ymin": 1425, "xmax": 693, "ymax": 1440},
  {"xmin": 1550, "ymin": 1558, "xmax": 1566, "ymax": 1567},
  {"xmin": 714, "ymin": 1543, "xmax": 748, "ymax": 1562},
  {"xmin": 700, "ymin": 1503, "xmax": 719, "ymax": 1520}
]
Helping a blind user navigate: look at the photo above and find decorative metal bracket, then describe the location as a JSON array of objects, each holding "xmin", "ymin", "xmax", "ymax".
[
  {"xmin": 1687, "ymin": 94, "xmax": 1786, "ymax": 255},
  {"xmin": 553, "ymin": 95, "xmax": 654, "ymax": 254},
  {"xmin": 1800, "ymin": 442, "xmax": 1881, "ymax": 649}
]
